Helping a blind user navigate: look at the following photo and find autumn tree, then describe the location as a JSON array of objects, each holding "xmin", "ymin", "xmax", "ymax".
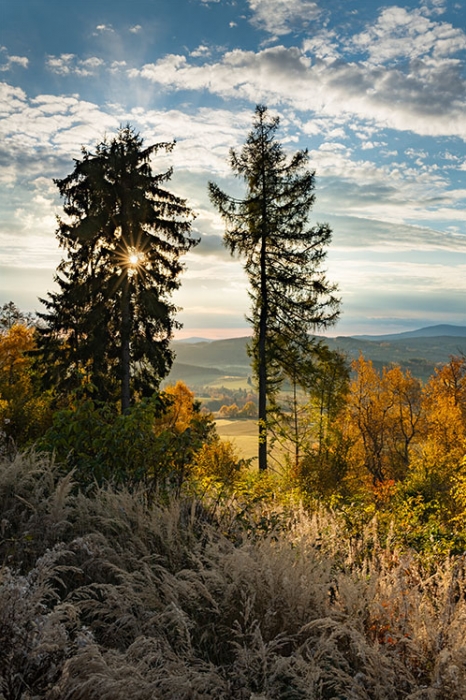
[
  {"xmin": 153, "ymin": 381, "xmax": 215, "ymax": 493},
  {"xmin": 0, "ymin": 304, "xmax": 52, "ymax": 452},
  {"xmin": 417, "ymin": 357, "xmax": 466, "ymax": 491},
  {"xmin": 384, "ymin": 364, "xmax": 423, "ymax": 475},
  {"xmin": 347, "ymin": 357, "xmax": 423, "ymax": 486},
  {"xmin": 38, "ymin": 126, "xmax": 197, "ymax": 412},
  {"xmin": 209, "ymin": 105, "xmax": 339, "ymax": 471}
]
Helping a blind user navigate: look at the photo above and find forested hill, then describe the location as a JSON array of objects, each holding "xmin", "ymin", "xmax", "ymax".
[{"xmin": 169, "ymin": 326, "xmax": 466, "ymax": 384}]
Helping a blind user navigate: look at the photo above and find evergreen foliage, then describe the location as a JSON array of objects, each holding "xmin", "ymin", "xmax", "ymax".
[
  {"xmin": 209, "ymin": 105, "xmax": 339, "ymax": 470},
  {"xmin": 37, "ymin": 126, "xmax": 198, "ymax": 411}
]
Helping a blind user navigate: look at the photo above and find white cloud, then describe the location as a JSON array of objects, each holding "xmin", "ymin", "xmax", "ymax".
[
  {"xmin": 190, "ymin": 45, "xmax": 211, "ymax": 58},
  {"xmin": 94, "ymin": 24, "xmax": 114, "ymax": 33},
  {"xmin": 248, "ymin": 0, "xmax": 320, "ymax": 36},
  {"xmin": 131, "ymin": 45, "xmax": 466, "ymax": 140},
  {"xmin": 421, "ymin": 0, "xmax": 447, "ymax": 16},
  {"xmin": 0, "ymin": 83, "xmax": 27, "ymax": 117},
  {"xmin": 47, "ymin": 54, "xmax": 105, "ymax": 76},
  {"xmin": 0, "ymin": 91, "xmax": 118, "ymax": 165},
  {"xmin": 0, "ymin": 52, "xmax": 29, "ymax": 72},
  {"xmin": 109, "ymin": 60, "xmax": 127, "ymax": 73},
  {"xmin": 124, "ymin": 105, "xmax": 252, "ymax": 177},
  {"xmin": 303, "ymin": 31, "xmax": 340, "ymax": 61},
  {"xmin": 350, "ymin": 6, "xmax": 466, "ymax": 64},
  {"xmin": 46, "ymin": 54, "xmax": 75, "ymax": 75},
  {"xmin": 75, "ymin": 57, "xmax": 105, "ymax": 76},
  {"xmin": 129, "ymin": 25, "xmax": 142, "ymax": 33}
]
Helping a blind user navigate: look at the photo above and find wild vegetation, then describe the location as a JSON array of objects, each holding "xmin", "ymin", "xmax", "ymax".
[
  {"xmin": 2, "ymin": 110, "xmax": 466, "ymax": 697},
  {"xmin": 2, "ymin": 450, "xmax": 466, "ymax": 699},
  {"xmin": 3, "ymin": 304, "xmax": 466, "ymax": 696}
]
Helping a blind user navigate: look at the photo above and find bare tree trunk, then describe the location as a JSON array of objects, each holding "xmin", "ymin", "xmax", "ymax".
[{"xmin": 121, "ymin": 278, "xmax": 131, "ymax": 413}]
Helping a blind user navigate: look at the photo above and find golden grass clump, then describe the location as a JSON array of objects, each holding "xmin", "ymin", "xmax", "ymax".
[{"xmin": 1, "ymin": 451, "xmax": 466, "ymax": 698}]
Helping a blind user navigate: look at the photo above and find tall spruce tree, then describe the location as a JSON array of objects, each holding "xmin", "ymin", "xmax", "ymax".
[
  {"xmin": 38, "ymin": 126, "xmax": 197, "ymax": 411},
  {"xmin": 208, "ymin": 105, "xmax": 340, "ymax": 471}
]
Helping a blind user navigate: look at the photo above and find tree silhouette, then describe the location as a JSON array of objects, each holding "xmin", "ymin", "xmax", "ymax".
[
  {"xmin": 38, "ymin": 126, "xmax": 198, "ymax": 411},
  {"xmin": 209, "ymin": 106, "xmax": 339, "ymax": 470}
]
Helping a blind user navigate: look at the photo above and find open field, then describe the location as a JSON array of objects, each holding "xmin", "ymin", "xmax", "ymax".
[
  {"xmin": 215, "ymin": 418, "xmax": 258, "ymax": 462},
  {"xmin": 215, "ymin": 418, "xmax": 289, "ymax": 468},
  {"xmin": 207, "ymin": 376, "xmax": 250, "ymax": 390}
]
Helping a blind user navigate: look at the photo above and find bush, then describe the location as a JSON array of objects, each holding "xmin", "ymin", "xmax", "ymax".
[{"xmin": 38, "ymin": 389, "xmax": 215, "ymax": 494}]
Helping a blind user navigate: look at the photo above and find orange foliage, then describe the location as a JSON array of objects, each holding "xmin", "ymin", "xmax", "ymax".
[
  {"xmin": 422, "ymin": 357, "xmax": 466, "ymax": 463},
  {"xmin": 346, "ymin": 356, "xmax": 423, "ymax": 484},
  {"xmin": 0, "ymin": 323, "xmax": 36, "ymax": 399},
  {"xmin": 0, "ymin": 323, "xmax": 52, "ymax": 449},
  {"xmin": 162, "ymin": 381, "xmax": 200, "ymax": 432}
]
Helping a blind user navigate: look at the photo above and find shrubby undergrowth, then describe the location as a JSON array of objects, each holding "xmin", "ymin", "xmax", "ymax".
[{"xmin": 1, "ymin": 452, "xmax": 466, "ymax": 699}]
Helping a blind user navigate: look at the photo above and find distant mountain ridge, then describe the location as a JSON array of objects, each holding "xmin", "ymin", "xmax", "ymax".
[
  {"xmin": 352, "ymin": 325, "xmax": 466, "ymax": 342},
  {"xmin": 175, "ymin": 337, "xmax": 214, "ymax": 344},
  {"xmin": 168, "ymin": 326, "xmax": 466, "ymax": 386}
]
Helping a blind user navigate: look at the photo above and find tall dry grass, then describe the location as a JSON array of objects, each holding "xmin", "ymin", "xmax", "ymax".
[{"xmin": 1, "ymin": 451, "xmax": 466, "ymax": 698}]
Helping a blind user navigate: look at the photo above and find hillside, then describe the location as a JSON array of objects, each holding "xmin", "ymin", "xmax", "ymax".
[
  {"xmin": 171, "ymin": 336, "xmax": 250, "ymax": 370},
  {"xmin": 353, "ymin": 324, "xmax": 466, "ymax": 341},
  {"xmin": 167, "ymin": 327, "xmax": 466, "ymax": 386},
  {"xmin": 326, "ymin": 334, "xmax": 466, "ymax": 381}
]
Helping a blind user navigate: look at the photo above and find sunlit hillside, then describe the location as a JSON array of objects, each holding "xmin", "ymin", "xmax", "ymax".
[{"xmin": 169, "ymin": 327, "xmax": 466, "ymax": 387}]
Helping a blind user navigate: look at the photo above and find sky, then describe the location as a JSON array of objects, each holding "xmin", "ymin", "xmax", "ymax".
[{"xmin": 1, "ymin": 0, "xmax": 466, "ymax": 339}]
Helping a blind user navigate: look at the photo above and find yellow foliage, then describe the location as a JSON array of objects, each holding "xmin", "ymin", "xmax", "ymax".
[
  {"xmin": 0, "ymin": 323, "xmax": 36, "ymax": 399},
  {"xmin": 0, "ymin": 323, "xmax": 52, "ymax": 449},
  {"xmin": 193, "ymin": 438, "xmax": 244, "ymax": 484},
  {"xmin": 346, "ymin": 356, "xmax": 423, "ymax": 485},
  {"xmin": 421, "ymin": 357, "xmax": 466, "ymax": 463},
  {"xmin": 161, "ymin": 381, "xmax": 199, "ymax": 432}
]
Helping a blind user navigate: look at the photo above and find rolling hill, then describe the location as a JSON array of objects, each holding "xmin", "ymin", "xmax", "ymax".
[
  {"xmin": 353, "ymin": 324, "xmax": 466, "ymax": 341},
  {"xmin": 166, "ymin": 327, "xmax": 466, "ymax": 386}
]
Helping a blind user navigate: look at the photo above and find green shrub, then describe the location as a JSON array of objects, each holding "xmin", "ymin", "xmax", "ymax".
[{"xmin": 38, "ymin": 389, "xmax": 216, "ymax": 495}]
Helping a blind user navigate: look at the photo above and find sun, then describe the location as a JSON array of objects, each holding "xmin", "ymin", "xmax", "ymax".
[
  {"xmin": 125, "ymin": 248, "xmax": 145, "ymax": 277},
  {"xmin": 127, "ymin": 248, "xmax": 144, "ymax": 269}
]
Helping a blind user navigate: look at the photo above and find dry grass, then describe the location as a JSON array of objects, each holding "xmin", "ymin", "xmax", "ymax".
[{"xmin": 1, "ymin": 452, "xmax": 466, "ymax": 699}]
